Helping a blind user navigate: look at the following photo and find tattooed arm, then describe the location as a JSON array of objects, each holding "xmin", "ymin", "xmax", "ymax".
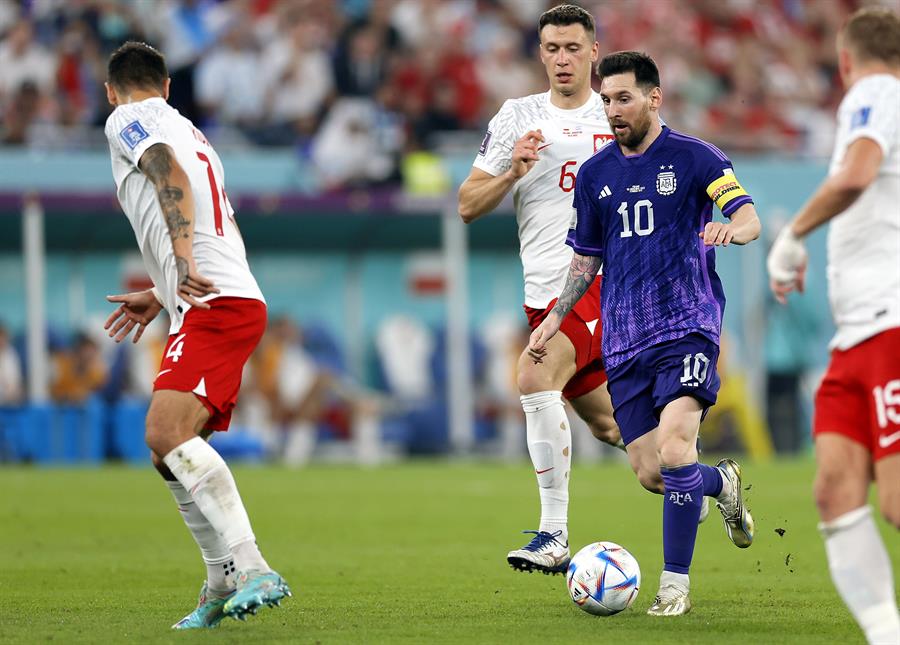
[
  {"xmin": 527, "ymin": 252, "xmax": 602, "ymax": 362},
  {"xmin": 138, "ymin": 143, "xmax": 219, "ymax": 309}
]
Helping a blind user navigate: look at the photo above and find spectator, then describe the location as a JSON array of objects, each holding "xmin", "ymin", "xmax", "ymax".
[
  {"xmin": 50, "ymin": 332, "xmax": 107, "ymax": 404},
  {"xmin": 262, "ymin": 11, "xmax": 334, "ymax": 138},
  {"xmin": 332, "ymin": 0, "xmax": 400, "ymax": 97},
  {"xmin": 0, "ymin": 324, "xmax": 23, "ymax": 405},
  {"xmin": 311, "ymin": 95, "xmax": 403, "ymax": 188},
  {"xmin": 0, "ymin": 19, "xmax": 56, "ymax": 115},
  {"xmin": 253, "ymin": 317, "xmax": 384, "ymax": 466},
  {"xmin": 194, "ymin": 19, "xmax": 265, "ymax": 132}
]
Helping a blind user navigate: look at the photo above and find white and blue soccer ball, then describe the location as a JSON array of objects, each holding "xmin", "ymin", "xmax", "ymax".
[{"xmin": 566, "ymin": 541, "xmax": 641, "ymax": 616}]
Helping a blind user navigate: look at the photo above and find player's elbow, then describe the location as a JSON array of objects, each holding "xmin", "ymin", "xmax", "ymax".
[
  {"xmin": 832, "ymin": 172, "xmax": 871, "ymax": 198},
  {"xmin": 456, "ymin": 192, "xmax": 482, "ymax": 224},
  {"xmin": 457, "ymin": 202, "xmax": 478, "ymax": 224}
]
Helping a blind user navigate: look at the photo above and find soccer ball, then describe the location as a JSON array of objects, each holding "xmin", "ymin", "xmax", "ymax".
[{"xmin": 566, "ymin": 541, "xmax": 641, "ymax": 616}]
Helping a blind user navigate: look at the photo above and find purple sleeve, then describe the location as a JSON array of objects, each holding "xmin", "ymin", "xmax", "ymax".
[
  {"xmin": 566, "ymin": 164, "xmax": 605, "ymax": 258},
  {"xmin": 694, "ymin": 141, "xmax": 754, "ymax": 218}
]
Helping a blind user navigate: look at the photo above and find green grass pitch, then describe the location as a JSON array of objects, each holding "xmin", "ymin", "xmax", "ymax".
[{"xmin": 1, "ymin": 459, "xmax": 896, "ymax": 643}]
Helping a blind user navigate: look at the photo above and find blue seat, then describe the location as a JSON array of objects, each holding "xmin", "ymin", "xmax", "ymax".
[
  {"xmin": 209, "ymin": 430, "xmax": 266, "ymax": 462},
  {"xmin": 22, "ymin": 399, "xmax": 105, "ymax": 464},
  {"xmin": 110, "ymin": 398, "xmax": 150, "ymax": 463},
  {"xmin": 0, "ymin": 407, "xmax": 28, "ymax": 461}
]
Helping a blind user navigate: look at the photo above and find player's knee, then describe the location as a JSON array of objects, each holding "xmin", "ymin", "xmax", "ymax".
[
  {"xmin": 813, "ymin": 466, "xmax": 849, "ymax": 518},
  {"xmin": 144, "ymin": 409, "xmax": 192, "ymax": 457},
  {"xmin": 879, "ymin": 489, "xmax": 900, "ymax": 530},
  {"xmin": 656, "ymin": 437, "xmax": 695, "ymax": 468},
  {"xmin": 516, "ymin": 363, "xmax": 555, "ymax": 395}
]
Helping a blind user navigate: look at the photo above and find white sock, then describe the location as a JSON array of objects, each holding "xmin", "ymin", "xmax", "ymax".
[
  {"xmin": 521, "ymin": 391, "xmax": 570, "ymax": 537},
  {"xmin": 716, "ymin": 467, "xmax": 733, "ymax": 501},
  {"xmin": 163, "ymin": 437, "xmax": 271, "ymax": 573},
  {"xmin": 820, "ymin": 506, "xmax": 900, "ymax": 645},
  {"xmin": 659, "ymin": 570, "xmax": 690, "ymax": 593},
  {"xmin": 165, "ymin": 480, "xmax": 236, "ymax": 593}
]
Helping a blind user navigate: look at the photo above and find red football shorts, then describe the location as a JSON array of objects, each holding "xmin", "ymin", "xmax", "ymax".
[
  {"xmin": 154, "ymin": 296, "xmax": 267, "ymax": 431},
  {"xmin": 813, "ymin": 326, "xmax": 900, "ymax": 461},
  {"xmin": 524, "ymin": 277, "xmax": 606, "ymax": 400}
]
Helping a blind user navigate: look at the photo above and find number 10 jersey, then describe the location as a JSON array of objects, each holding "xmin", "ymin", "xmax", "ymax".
[{"xmin": 568, "ymin": 126, "xmax": 754, "ymax": 370}]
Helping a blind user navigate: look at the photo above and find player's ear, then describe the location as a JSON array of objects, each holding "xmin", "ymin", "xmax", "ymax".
[
  {"xmin": 649, "ymin": 87, "xmax": 662, "ymax": 111},
  {"xmin": 837, "ymin": 45, "xmax": 852, "ymax": 89},
  {"xmin": 105, "ymin": 82, "xmax": 117, "ymax": 107},
  {"xmin": 163, "ymin": 77, "xmax": 171, "ymax": 101},
  {"xmin": 590, "ymin": 40, "xmax": 599, "ymax": 64}
]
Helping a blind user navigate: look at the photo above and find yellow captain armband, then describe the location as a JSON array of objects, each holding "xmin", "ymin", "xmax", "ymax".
[{"xmin": 706, "ymin": 170, "xmax": 749, "ymax": 212}]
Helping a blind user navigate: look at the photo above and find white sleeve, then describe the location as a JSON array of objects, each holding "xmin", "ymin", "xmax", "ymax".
[
  {"xmin": 472, "ymin": 100, "xmax": 520, "ymax": 177},
  {"xmin": 104, "ymin": 103, "xmax": 168, "ymax": 168},
  {"xmin": 844, "ymin": 82, "xmax": 899, "ymax": 157}
]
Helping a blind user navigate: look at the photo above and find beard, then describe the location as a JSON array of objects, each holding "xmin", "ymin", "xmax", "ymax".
[{"xmin": 611, "ymin": 107, "xmax": 653, "ymax": 149}]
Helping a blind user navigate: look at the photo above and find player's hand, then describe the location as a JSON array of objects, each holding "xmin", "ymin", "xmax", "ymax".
[
  {"xmin": 509, "ymin": 129, "xmax": 545, "ymax": 180},
  {"xmin": 766, "ymin": 226, "xmax": 808, "ymax": 304},
  {"xmin": 527, "ymin": 312, "xmax": 562, "ymax": 364},
  {"xmin": 104, "ymin": 290, "xmax": 163, "ymax": 343},
  {"xmin": 175, "ymin": 256, "xmax": 220, "ymax": 310},
  {"xmin": 699, "ymin": 221, "xmax": 735, "ymax": 246}
]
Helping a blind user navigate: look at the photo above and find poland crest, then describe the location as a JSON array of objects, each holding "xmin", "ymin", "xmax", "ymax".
[{"xmin": 656, "ymin": 171, "xmax": 676, "ymax": 196}]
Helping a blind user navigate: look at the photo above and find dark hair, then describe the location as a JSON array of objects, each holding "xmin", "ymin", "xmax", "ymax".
[
  {"xmin": 598, "ymin": 50, "xmax": 660, "ymax": 90},
  {"xmin": 107, "ymin": 41, "xmax": 167, "ymax": 92},
  {"xmin": 538, "ymin": 4, "xmax": 595, "ymax": 39},
  {"xmin": 842, "ymin": 7, "xmax": 900, "ymax": 66}
]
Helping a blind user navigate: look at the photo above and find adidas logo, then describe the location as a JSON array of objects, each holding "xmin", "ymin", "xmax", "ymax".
[{"xmin": 598, "ymin": 185, "xmax": 611, "ymax": 199}]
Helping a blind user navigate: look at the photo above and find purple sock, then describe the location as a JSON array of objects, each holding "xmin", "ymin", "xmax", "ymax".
[
  {"xmin": 698, "ymin": 463, "xmax": 723, "ymax": 497},
  {"xmin": 661, "ymin": 463, "xmax": 704, "ymax": 575}
]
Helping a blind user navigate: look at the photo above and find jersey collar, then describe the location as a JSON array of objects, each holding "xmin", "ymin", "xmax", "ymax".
[
  {"xmin": 544, "ymin": 91, "xmax": 602, "ymax": 119},
  {"xmin": 611, "ymin": 125, "xmax": 671, "ymax": 167}
]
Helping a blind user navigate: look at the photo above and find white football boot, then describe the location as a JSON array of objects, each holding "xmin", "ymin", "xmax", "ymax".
[
  {"xmin": 715, "ymin": 458, "xmax": 755, "ymax": 548},
  {"xmin": 647, "ymin": 571, "xmax": 692, "ymax": 617},
  {"xmin": 507, "ymin": 530, "xmax": 570, "ymax": 575}
]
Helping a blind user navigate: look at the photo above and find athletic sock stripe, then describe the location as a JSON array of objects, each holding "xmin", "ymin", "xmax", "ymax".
[{"xmin": 662, "ymin": 472, "xmax": 703, "ymax": 490}]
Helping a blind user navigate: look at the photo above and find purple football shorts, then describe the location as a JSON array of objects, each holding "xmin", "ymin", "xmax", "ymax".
[{"xmin": 605, "ymin": 333, "xmax": 721, "ymax": 446}]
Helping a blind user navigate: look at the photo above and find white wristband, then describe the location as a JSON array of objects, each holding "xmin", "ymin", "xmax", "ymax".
[{"xmin": 766, "ymin": 226, "xmax": 807, "ymax": 284}]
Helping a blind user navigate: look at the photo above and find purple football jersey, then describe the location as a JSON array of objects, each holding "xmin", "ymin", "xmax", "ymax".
[{"xmin": 567, "ymin": 127, "xmax": 753, "ymax": 369}]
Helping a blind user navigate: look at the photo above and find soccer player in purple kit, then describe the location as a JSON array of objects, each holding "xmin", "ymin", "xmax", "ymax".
[{"xmin": 530, "ymin": 51, "xmax": 760, "ymax": 616}]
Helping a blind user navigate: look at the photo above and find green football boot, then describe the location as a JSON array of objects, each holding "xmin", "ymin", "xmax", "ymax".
[
  {"xmin": 223, "ymin": 570, "xmax": 291, "ymax": 621},
  {"xmin": 171, "ymin": 582, "xmax": 234, "ymax": 629}
]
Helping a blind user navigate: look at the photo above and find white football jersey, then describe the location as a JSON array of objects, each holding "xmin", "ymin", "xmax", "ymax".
[
  {"xmin": 473, "ymin": 91, "xmax": 613, "ymax": 308},
  {"xmin": 826, "ymin": 74, "xmax": 900, "ymax": 350},
  {"xmin": 105, "ymin": 97, "xmax": 264, "ymax": 334}
]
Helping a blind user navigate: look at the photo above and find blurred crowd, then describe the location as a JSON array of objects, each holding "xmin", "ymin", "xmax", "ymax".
[{"xmin": 0, "ymin": 0, "xmax": 872, "ymax": 184}]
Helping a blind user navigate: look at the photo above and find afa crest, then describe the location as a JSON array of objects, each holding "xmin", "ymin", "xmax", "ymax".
[{"xmin": 656, "ymin": 170, "xmax": 676, "ymax": 196}]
